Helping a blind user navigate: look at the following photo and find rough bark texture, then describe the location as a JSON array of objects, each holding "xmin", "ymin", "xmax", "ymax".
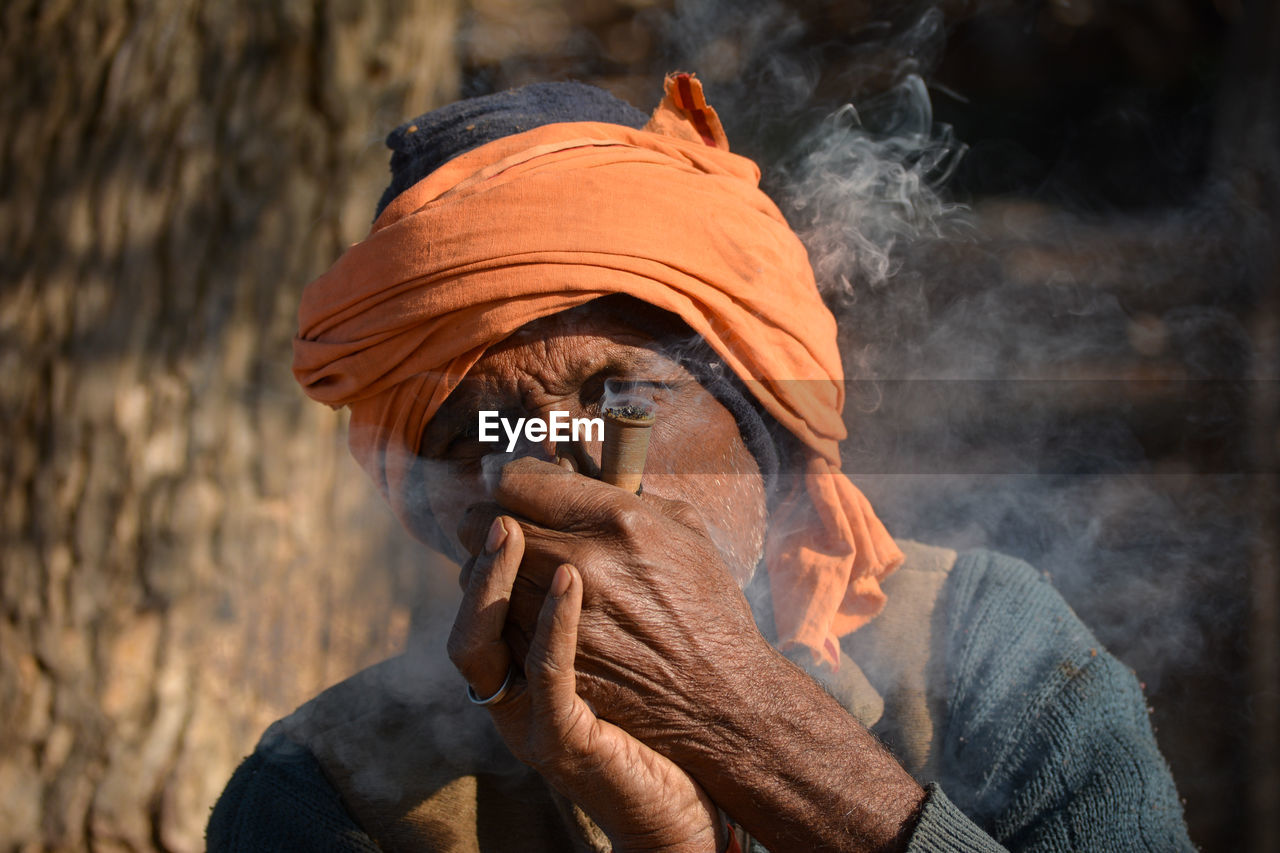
[{"xmin": 0, "ymin": 2, "xmax": 459, "ymax": 850}]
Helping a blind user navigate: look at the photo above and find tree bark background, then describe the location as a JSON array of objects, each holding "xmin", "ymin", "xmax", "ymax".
[
  {"xmin": 0, "ymin": 2, "xmax": 459, "ymax": 850},
  {"xmin": 2, "ymin": 1, "xmax": 1276, "ymax": 851}
]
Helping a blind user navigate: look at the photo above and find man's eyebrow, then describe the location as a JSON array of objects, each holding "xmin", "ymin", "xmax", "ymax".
[
  {"xmin": 609, "ymin": 344, "xmax": 694, "ymax": 376},
  {"xmin": 419, "ymin": 343, "xmax": 687, "ymax": 446}
]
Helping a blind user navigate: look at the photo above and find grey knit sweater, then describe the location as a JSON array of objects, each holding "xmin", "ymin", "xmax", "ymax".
[{"xmin": 207, "ymin": 550, "xmax": 1194, "ymax": 851}]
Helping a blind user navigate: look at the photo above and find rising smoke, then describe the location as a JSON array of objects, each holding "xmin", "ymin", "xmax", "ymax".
[
  {"xmin": 647, "ymin": 0, "xmax": 1261, "ymax": 712},
  {"xmin": 313, "ymin": 0, "xmax": 1264, "ymax": 826}
]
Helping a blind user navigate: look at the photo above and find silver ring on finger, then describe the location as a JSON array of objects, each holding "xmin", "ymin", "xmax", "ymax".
[{"xmin": 466, "ymin": 664, "xmax": 516, "ymax": 706}]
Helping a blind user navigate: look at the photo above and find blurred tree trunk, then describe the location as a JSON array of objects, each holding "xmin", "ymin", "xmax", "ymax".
[{"xmin": 0, "ymin": 1, "xmax": 459, "ymax": 850}]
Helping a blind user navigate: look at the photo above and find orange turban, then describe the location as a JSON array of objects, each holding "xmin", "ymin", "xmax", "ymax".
[{"xmin": 293, "ymin": 74, "xmax": 902, "ymax": 668}]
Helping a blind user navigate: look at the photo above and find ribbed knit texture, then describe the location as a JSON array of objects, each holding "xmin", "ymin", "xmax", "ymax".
[
  {"xmin": 924, "ymin": 551, "xmax": 1193, "ymax": 851},
  {"xmin": 375, "ymin": 81, "xmax": 649, "ymax": 220},
  {"xmin": 206, "ymin": 726, "xmax": 381, "ymax": 852},
  {"xmin": 206, "ymin": 551, "xmax": 1194, "ymax": 852},
  {"xmin": 906, "ymin": 785, "xmax": 1007, "ymax": 852}
]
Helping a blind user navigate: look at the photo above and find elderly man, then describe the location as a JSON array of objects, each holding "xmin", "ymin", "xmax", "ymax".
[{"xmin": 207, "ymin": 76, "xmax": 1193, "ymax": 852}]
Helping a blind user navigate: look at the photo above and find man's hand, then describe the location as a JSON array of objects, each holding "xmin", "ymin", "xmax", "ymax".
[
  {"xmin": 457, "ymin": 456, "xmax": 777, "ymax": 749},
  {"xmin": 458, "ymin": 456, "xmax": 927, "ymax": 853},
  {"xmin": 447, "ymin": 515, "xmax": 723, "ymax": 853}
]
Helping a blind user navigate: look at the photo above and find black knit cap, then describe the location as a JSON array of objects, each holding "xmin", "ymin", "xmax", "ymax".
[{"xmin": 375, "ymin": 81, "xmax": 650, "ymax": 220}]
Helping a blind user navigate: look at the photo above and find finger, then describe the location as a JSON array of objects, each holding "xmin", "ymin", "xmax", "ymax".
[
  {"xmin": 457, "ymin": 554, "xmax": 477, "ymax": 592},
  {"xmin": 641, "ymin": 492, "xmax": 710, "ymax": 536},
  {"xmin": 496, "ymin": 456, "xmax": 641, "ymax": 531},
  {"xmin": 459, "ymin": 500, "xmax": 571, "ymax": 591},
  {"xmin": 498, "ymin": 516, "xmax": 621, "ymax": 641},
  {"xmin": 502, "ymin": 565, "xmax": 559, "ymax": 662},
  {"xmin": 567, "ymin": 440, "xmax": 601, "ymax": 479},
  {"xmin": 525, "ymin": 564, "xmax": 587, "ymax": 735},
  {"xmin": 458, "ymin": 500, "xmax": 503, "ymax": 557},
  {"xmin": 475, "ymin": 520, "xmax": 582, "ymax": 653},
  {"xmin": 447, "ymin": 517, "xmax": 524, "ymax": 698}
]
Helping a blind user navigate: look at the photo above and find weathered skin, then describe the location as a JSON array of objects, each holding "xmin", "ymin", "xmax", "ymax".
[{"xmin": 429, "ymin": 299, "xmax": 926, "ymax": 853}]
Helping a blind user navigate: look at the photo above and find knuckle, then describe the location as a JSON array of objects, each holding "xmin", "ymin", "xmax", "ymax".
[
  {"xmin": 526, "ymin": 639, "xmax": 569, "ymax": 685},
  {"xmin": 445, "ymin": 629, "xmax": 472, "ymax": 671},
  {"xmin": 605, "ymin": 504, "xmax": 646, "ymax": 539},
  {"xmin": 496, "ymin": 456, "xmax": 537, "ymax": 492},
  {"xmin": 561, "ymin": 709, "xmax": 597, "ymax": 754},
  {"xmin": 669, "ymin": 500, "xmax": 704, "ymax": 531},
  {"xmin": 536, "ymin": 654, "xmax": 568, "ymax": 684},
  {"xmin": 525, "ymin": 638, "xmax": 554, "ymax": 678}
]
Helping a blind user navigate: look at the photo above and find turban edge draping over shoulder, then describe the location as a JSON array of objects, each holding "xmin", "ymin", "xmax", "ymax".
[{"xmin": 293, "ymin": 74, "xmax": 903, "ymax": 668}]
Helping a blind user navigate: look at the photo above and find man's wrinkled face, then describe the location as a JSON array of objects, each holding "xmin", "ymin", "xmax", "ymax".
[{"xmin": 416, "ymin": 299, "xmax": 768, "ymax": 587}]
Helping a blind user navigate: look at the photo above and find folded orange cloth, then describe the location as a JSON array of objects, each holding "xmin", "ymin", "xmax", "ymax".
[{"xmin": 294, "ymin": 74, "xmax": 902, "ymax": 668}]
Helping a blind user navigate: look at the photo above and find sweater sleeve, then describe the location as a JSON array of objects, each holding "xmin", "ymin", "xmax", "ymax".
[
  {"xmin": 206, "ymin": 725, "xmax": 383, "ymax": 853},
  {"xmin": 902, "ymin": 551, "xmax": 1193, "ymax": 852}
]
